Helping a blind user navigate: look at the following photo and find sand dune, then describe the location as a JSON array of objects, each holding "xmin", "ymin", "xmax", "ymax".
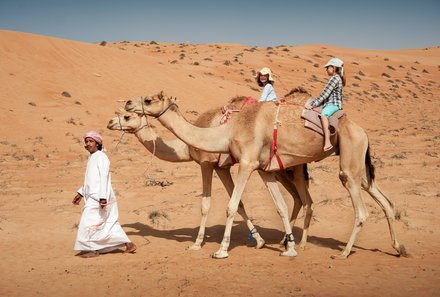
[{"xmin": 0, "ymin": 29, "xmax": 439, "ymax": 297}]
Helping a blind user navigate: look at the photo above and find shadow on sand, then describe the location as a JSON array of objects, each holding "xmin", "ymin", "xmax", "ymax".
[{"xmin": 123, "ymin": 221, "xmax": 399, "ymax": 257}]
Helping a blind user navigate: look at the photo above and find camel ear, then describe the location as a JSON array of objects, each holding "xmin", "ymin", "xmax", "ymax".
[{"xmin": 116, "ymin": 99, "xmax": 126, "ymax": 103}]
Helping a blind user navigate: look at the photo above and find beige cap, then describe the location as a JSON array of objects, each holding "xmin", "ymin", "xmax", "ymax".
[{"xmin": 256, "ymin": 67, "xmax": 274, "ymax": 82}]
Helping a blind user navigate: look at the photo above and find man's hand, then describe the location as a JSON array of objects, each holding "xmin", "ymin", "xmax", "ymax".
[
  {"xmin": 73, "ymin": 193, "xmax": 83, "ymax": 205},
  {"xmin": 99, "ymin": 199, "xmax": 107, "ymax": 209}
]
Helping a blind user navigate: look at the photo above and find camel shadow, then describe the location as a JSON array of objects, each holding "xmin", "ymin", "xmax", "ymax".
[
  {"xmin": 123, "ymin": 221, "xmax": 297, "ymax": 251},
  {"xmin": 306, "ymin": 235, "xmax": 401, "ymax": 257},
  {"xmin": 123, "ymin": 221, "xmax": 400, "ymax": 256}
]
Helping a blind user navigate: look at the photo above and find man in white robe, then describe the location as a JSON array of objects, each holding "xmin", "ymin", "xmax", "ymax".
[{"xmin": 73, "ymin": 131, "xmax": 136, "ymax": 258}]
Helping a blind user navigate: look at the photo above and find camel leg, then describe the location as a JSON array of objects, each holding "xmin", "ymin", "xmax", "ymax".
[
  {"xmin": 363, "ymin": 180, "xmax": 406, "ymax": 256},
  {"xmin": 258, "ymin": 171, "xmax": 298, "ymax": 257},
  {"xmin": 290, "ymin": 165, "xmax": 314, "ymax": 250},
  {"xmin": 211, "ymin": 160, "xmax": 257, "ymax": 259},
  {"xmin": 188, "ymin": 162, "xmax": 214, "ymax": 250},
  {"xmin": 335, "ymin": 169, "xmax": 369, "ymax": 259},
  {"xmin": 215, "ymin": 167, "xmax": 265, "ymax": 249}
]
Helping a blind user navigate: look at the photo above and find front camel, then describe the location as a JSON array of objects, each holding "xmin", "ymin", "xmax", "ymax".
[
  {"xmin": 108, "ymin": 108, "xmax": 311, "ymax": 252},
  {"xmin": 125, "ymin": 92, "xmax": 405, "ymax": 259}
]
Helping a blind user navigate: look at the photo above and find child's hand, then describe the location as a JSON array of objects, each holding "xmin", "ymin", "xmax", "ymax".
[{"xmin": 304, "ymin": 103, "xmax": 312, "ymax": 110}]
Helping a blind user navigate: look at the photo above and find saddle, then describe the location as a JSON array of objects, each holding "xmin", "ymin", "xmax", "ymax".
[{"xmin": 301, "ymin": 99, "xmax": 345, "ymax": 136}]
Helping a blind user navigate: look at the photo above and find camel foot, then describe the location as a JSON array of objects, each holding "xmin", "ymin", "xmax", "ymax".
[
  {"xmin": 80, "ymin": 251, "xmax": 99, "ymax": 258},
  {"xmin": 211, "ymin": 250, "xmax": 229, "ymax": 259},
  {"xmin": 398, "ymin": 244, "xmax": 409, "ymax": 257},
  {"xmin": 124, "ymin": 242, "xmax": 137, "ymax": 254},
  {"xmin": 255, "ymin": 238, "xmax": 266, "ymax": 249},
  {"xmin": 280, "ymin": 249, "xmax": 298, "ymax": 257},
  {"xmin": 330, "ymin": 253, "xmax": 348, "ymax": 260},
  {"xmin": 187, "ymin": 243, "xmax": 202, "ymax": 251}
]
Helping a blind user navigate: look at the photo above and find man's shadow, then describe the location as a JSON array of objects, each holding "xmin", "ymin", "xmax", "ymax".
[{"xmin": 122, "ymin": 221, "xmax": 399, "ymax": 256}]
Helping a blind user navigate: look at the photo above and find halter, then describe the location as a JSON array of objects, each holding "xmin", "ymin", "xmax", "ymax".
[
  {"xmin": 116, "ymin": 114, "xmax": 150, "ymax": 133},
  {"xmin": 139, "ymin": 96, "xmax": 176, "ymax": 119},
  {"xmin": 153, "ymin": 101, "xmax": 175, "ymax": 119}
]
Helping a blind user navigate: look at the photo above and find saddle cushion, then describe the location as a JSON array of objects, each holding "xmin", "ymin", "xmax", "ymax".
[{"xmin": 301, "ymin": 100, "xmax": 345, "ymax": 136}]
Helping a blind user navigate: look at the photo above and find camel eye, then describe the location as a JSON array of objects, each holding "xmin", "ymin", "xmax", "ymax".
[
  {"xmin": 124, "ymin": 115, "xmax": 130, "ymax": 120},
  {"xmin": 144, "ymin": 98, "xmax": 152, "ymax": 104}
]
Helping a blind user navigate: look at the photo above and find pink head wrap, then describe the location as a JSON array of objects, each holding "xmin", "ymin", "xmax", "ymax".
[{"xmin": 84, "ymin": 131, "xmax": 103, "ymax": 145}]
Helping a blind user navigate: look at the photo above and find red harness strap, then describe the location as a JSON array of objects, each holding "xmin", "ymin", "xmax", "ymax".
[{"xmin": 267, "ymin": 125, "xmax": 284, "ymax": 170}]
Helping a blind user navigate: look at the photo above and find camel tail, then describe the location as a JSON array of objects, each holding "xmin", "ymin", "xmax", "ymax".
[
  {"xmin": 303, "ymin": 163, "xmax": 310, "ymax": 188},
  {"xmin": 365, "ymin": 145, "xmax": 376, "ymax": 181}
]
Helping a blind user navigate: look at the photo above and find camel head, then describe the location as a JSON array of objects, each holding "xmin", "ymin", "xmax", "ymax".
[
  {"xmin": 124, "ymin": 91, "xmax": 176, "ymax": 118},
  {"xmin": 107, "ymin": 112, "xmax": 149, "ymax": 133}
]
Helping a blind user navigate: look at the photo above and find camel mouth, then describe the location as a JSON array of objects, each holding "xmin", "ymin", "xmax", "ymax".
[{"xmin": 106, "ymin": 120, "xmax": 118, "ymax": 130}]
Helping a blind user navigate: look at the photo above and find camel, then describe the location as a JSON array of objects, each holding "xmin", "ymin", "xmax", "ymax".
[
  {"xmin": 107, "ymin": 104, "xmax": 312, "ymax": 251},
  {"xmin": 124, "ymin": 91, "xmax": 406, "ymax": 259}
]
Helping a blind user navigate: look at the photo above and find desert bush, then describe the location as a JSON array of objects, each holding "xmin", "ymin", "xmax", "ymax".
[
  {"xmin": 387, "ymin": 65, "xmax": 396, "ymax": 71},
  {"xmin": 382, "ymin": 73, "xmax": 391, "ymax": 78},
  {"xmin": 99, "ymin": 41, "xmax": 107, "ymax": 46}
]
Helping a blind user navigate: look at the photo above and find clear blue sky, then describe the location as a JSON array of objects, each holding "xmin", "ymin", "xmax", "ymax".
[{"xmin": 0, "ymin": 0, "xmax": 439, "ymax": 50}]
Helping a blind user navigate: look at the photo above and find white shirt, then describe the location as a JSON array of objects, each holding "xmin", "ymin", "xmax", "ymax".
[{"xmin": 258, "ymin": 84, "xmax": 277, "ymax": 102}]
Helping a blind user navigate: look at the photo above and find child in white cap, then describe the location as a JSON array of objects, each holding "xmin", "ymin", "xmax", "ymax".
[{"xmin": 305, "ymin": 58, "xmax": 346, "ymax": 151}]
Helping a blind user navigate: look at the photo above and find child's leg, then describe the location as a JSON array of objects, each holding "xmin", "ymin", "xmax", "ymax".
[
  {"xmin": 320, "ymin": 115, "xmax": 332, "ymax": 151},
  {"xmin": 320, "ymin": 104, "xmax": 339, "ymax": 151}
]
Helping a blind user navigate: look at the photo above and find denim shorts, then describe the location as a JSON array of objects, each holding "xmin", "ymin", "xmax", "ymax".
[{"xmin": 320, "ymin": 103, "xmax": 340, "ymax": 118}]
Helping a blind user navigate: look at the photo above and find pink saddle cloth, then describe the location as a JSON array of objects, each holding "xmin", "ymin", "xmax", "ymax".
[{"xmin": 301, "ymin": 101, "xmax": 345, "ymax": 136}]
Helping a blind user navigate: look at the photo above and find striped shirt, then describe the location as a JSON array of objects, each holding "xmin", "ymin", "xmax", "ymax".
[{"xmin": 309, "ymin": 75, "xmax": 343, "ymax": 109}]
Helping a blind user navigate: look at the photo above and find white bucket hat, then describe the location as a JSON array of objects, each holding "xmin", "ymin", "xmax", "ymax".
[{"xmin": 257, "ymin": 67, "xmax": 275, "ymax": 82}]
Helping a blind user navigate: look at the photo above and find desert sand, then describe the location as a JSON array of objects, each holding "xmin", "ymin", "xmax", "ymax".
[{"xmin": 0, "ymin": 29, "xmax": 439, "ymax": 297}]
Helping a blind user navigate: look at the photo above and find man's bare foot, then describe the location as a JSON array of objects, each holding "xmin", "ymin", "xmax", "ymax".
[
  {"xmin": 80, "ymin": 251, "xmax": 99, "ymax": 258},
  {"xmin": 124, "ymin": 242, "xmax": 137, "ymax": 254}
]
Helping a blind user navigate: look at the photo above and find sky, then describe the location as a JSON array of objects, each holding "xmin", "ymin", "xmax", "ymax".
[{"xmin": 0, "ymin": 0, "xmax": 439, "ymax": 50}]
